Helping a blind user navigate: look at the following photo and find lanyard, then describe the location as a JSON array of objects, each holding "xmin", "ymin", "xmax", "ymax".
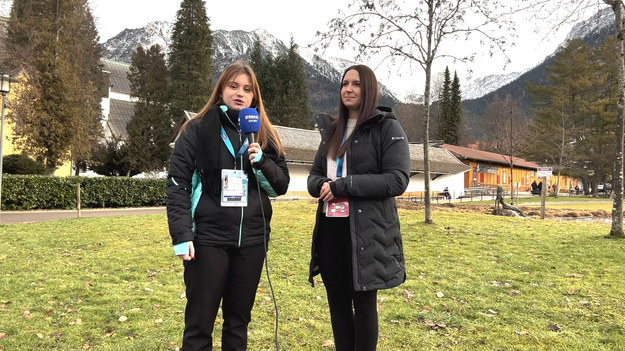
[
  {"xmin": 220, "ymin": 126, "xmax": 248, "ymax": 168},
  {"xmin": 336, "ymin": 131, "xmax": 348, "ymax": 178}
]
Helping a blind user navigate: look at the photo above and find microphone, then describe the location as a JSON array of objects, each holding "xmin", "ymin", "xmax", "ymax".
[{"xmin": 239, "ymin": 107, "xmax": 260, "ymax": 143}]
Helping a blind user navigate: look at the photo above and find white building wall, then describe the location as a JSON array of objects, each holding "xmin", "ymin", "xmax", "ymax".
[
  {"xmin": 405, "ymin": 172, "xmax": 466, "ymax": 199},
  {"xmin": 101, "ymin": 96, "xmax": 111, "ymax": 140},
  {"xmin": 285, "ymin": 164, "xmax": 467, "ymax": 199},
  {"xmin": 285, "ymin": 164, "xmax": 312, "ymax": 193}
]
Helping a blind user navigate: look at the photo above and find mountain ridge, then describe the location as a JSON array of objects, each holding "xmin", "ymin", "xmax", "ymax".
[
  {"xmin": 461, "ymin": 6, "xmax": 615, "ymax": 141},
  {"xmin": 101, "ymin": 23, "xmax": 399, "ymax": 117}
]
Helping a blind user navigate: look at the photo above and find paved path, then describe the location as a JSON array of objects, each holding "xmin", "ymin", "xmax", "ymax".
[{"xmin": 0, "ymin": 207, "xmax": 166, "ymax": 225}]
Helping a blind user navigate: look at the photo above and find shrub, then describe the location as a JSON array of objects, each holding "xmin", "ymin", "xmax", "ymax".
[
  {"xmin": 2, "ymin": 153, "xmax": 46, "ymax": 175},
  {"xmin": 1, "ymin": 174, "xmax": 166, "ymax": 210}
]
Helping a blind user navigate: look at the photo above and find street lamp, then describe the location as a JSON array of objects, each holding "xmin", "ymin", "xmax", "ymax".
[{"xmin": 0, "ymin": 73, "xmax": 13, "ymax": 212}]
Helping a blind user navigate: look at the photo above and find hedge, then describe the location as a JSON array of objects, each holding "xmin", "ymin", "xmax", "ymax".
[{"xmin": 1, "ymin": 174, "xmax": 167, "ymax": 211}]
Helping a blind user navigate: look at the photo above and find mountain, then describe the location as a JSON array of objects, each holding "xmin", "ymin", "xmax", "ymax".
[
  {"xmin": 461, "ymin": 7, "xmax": 615, "ymax": 141},
  {"xmin": 462, "ymin": 71, "xmax": 524, "ymax": 100},
  {"xmin": 101, "ymin": 22, "xmax": 400, "ymax": 117}
]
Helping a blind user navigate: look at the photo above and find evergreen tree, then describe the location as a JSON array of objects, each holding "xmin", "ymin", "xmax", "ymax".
[
  {"xmin": 250, "ymin": 37, "xmax": 312, "ymax": 128},
  {"xmin": 125, "ymin": 45, "xmax": 172, "ymax": 174},
  {"xmin": 4, "ymin": 0, "xmax": 104, "ymax": 174},
  {"xmin": 577, "ymin": 35, "xmax": 619, "ymax": 194},
  {"xmin": 249, "ymin": 37, "xmax": 277, "ymax": 115},
  {"xmin": 448, "ymin": 72, "xmax": 462, "ymax": 145},
  {"xmin": 272, "ymin": 38, "xmax": 313, "ymax": 128},
  {"xmin": 167, "ymin": 0, "xmax": 214, "ymax": 119},
  {"xmin": 525, "ymin": 38, "xmax": 613, "ymax": 196},
  {"xmin": 437, "ymin": 67, "xmax": 452, "ymax": 143}
]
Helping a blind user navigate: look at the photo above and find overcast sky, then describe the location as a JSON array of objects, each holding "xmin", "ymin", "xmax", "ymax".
[{"xmin": 1, "ymin": 0, "xmax": 602, "ymax": 101}]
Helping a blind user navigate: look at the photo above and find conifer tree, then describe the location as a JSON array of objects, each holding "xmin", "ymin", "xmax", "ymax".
[
  {"xmin": 249, "ymin": 38, "xmax": 276, "ymax": 114},
  {"xmin": 167, "ymin": 0, "xmax": 214, "ymax": 119},
  {"xmin": 525, "ymin": 38, "xmax": 612, "ymax": 196},
  {"xmin": 125, "ymin": 45, "xmax": 172, "ymax": 174},
  {"xmin": 4, "ymin": 0, "xmax": 104, "ymax": 174},
  {"xmin": 437, "ymin": 67, "xmax": 452, "ymax": 143},
  {"xmin": 448, "ymin": 71, "xmax": 463, "ymax": 145},
  {"xmin": 271, "ymin": 38, "xmax": 313, "ymax": 128},
  {"xmin": 250, "ymin": 37, "xmax": 312, "ymax": 129}
]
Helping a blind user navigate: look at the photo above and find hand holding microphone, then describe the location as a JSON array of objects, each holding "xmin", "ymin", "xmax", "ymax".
[{"xmin": 239, "ymin": 107, "xmax": 262, "ymax": 163}]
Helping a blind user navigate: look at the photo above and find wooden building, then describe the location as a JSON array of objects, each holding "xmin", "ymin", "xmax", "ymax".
[{"xmin": 441, "ymin": 143, "xmax": 580, "ymax": 193}]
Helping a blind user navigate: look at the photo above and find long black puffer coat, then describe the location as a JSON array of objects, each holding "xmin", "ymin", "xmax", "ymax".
[{"xmin": 307, "ymin": 107, "xmax": 411, "ymax": 291}]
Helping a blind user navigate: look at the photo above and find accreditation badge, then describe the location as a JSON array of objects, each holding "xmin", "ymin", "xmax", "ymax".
[
  {"xmin": 326, "ymin": 197, "xmax": 349, "ymax": 217},
  {"xmin": 221, "ymin": 169, "xmax": 248, "ymax": 207}
]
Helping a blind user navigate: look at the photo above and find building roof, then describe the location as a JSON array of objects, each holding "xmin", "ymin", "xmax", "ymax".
[
  {"xmin": 168, "ymin": 114, "xmax": 469, "ymax": 175},
  {"xmin": 108, "ymin": 99, "xmax": 134, "ymax": 141},
  {"xmin": 441, "ymin": 143, "xmax": 540, "ymax": 169},
  {"xmin": 409, "ymin": 144, "xmax": 471, "ymax": 175},
  {"xmin": 101, "ymin": 59, "xmax": 131, "ymax": 94},
  {"xmin": 274, "ymin": 126, "xmax": 319, "ymax": 165}
]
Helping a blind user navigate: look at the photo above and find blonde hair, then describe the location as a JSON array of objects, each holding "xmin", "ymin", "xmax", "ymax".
[{"xmin": 186, "ymin": 61, "xmax": 284, "ymax": 156}]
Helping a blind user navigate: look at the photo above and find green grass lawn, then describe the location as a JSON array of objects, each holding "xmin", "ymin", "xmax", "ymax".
[{"xmin": 1, "ymin": 200, "xmax": 624, "ymax": 350}]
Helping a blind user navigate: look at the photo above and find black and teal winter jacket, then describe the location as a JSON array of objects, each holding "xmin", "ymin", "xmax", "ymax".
[
  {"xmin": 166, "ymin": 105, "xmax": 290, "ymax": 248},
  {"xmin": 307, "ymin": 107, "xmax": 410, "ymax": 291}
]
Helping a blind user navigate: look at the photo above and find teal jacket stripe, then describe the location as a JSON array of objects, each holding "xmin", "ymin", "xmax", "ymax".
[
  {"xmin": 190, "ymin": 171, "xmax": 202, "ymax": 232},
  {"xmin": 253, "ymin": 169, "xmax": 279, "ymax": 197}
]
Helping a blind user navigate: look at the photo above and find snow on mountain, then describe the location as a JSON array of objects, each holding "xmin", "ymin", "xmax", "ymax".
[
  {"xmin": 463, "ymin": 71, "xmax": 524, "ymax": 100},
  {"xmin": 102, "ymin": 21, "xmax": 171, "ymax": 63},
  {"xmin": 212, "ymin": 28, "xmax": 287, "ymax": 73},
  {"xmin": 102, "ymin": 21, "xmax": 342, "ymax": 82},
  {"xmin": 565, "ymin": 7, "xmax": 613, "ymax": 42},
  {"xmin": 298, "ymin": 46, "xmax": 348, "ymax": 83},
  {"xmin": 101, "ymin": 21, "xmax": 399, "ymax": 107},
  {"xmin": 463, "ymin": 7, "xmax": 615, "ymax": 101},
  {"xmin": 297, "ymin": 46, "xmax": 398, "ymax": 102}
]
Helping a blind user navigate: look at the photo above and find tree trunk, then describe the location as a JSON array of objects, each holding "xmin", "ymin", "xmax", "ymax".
[
  {"xmin": 423, "ymin": 66, "xmax": 433, "ymax": 224},
  {"xmin": 509, "ymin": 162, "xmax": 514, "ymax": 205},
  {"xmin": 422, "ymin": 3, "xmax": 436, "ymax": 225},
  {"xmin": 609, "ymin": 0, "xmax": 625, "ymax": 238}
]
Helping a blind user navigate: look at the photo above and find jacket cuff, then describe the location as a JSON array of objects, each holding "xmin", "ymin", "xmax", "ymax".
[
  {"xmin": 329, "ymin": 180, "xmax": 338, "ymax": 196},
  {"xmin": 252, "ymin": 152, "xmax": 265, "ymax": 169},
  {"xmin": 173, "ymin": 242, "xmax": 189, "ymax": 255},
  {"xmin": 252, "ymin": 149, "xmax": 263, "ymax": 165}
]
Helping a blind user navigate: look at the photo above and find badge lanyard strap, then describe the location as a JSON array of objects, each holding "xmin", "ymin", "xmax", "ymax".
[
  {"xmin": 221, "ymin": 126, "xmax": 248, "ymax": 169},
  {"xmin": 336, "ymin": 132, "xmax": 348, "ymax": 178}
]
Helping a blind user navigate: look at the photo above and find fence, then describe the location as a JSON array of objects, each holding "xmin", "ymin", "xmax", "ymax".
[{"xmin": 399, "ymin": 186, "xmax": 523, "ymax": 203}]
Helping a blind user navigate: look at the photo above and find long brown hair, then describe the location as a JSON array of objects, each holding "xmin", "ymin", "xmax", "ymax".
[
  {"xmin": 324, "ymin": 64, "xmax": 379, "ymax": 159},
  {"xmin": 184, "ymin": 61, "xmax": 284, "ymax": 156}
]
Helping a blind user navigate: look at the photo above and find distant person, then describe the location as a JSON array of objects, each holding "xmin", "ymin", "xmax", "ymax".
[
  {"xmin": 307, "ymin": 64, "xmax": 411, "ymax": 351},
  {"xmin": 531, "ymin": 180, "xmax": 538, "ymax": 195},
  {"xmin": 575, "ymin": 185, "xmax": 580, "ymax": 195},
  {"xmin": 442, "ymin": 187, "xmax": 451, "ymax": 200},
  {"xmin": 166, "ymin": 61, "xmax": 290, "ymax": 350}
]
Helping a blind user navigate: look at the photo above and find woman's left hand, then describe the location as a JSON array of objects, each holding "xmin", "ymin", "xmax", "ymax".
[
  {"xmin": 320, "ymin": 181, "xmax": 335, "ymax": 202},
  {"xmin": 248, "ymin": 142, "xmax": 261, "ymax": 163}
]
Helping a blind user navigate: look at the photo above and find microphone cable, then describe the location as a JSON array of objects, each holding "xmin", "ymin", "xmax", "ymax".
[{"xmin": 255, "ymin": 166, "xmax": 280, "ymax": 351}]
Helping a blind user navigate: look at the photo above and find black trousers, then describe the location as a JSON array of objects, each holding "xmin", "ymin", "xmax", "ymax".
[
  {"xmin": 181, "ymin": 244, "xmax": 266, "ymax": 351},
  {"xmin": 317, "ymin": 216, "xmax": 379, "ymax": 351}
]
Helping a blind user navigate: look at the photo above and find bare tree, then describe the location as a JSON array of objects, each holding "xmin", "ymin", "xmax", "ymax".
[
  {"xmin": 481, "ymin": 95, "xmax": 530, "ymax": 203},
  {"xmin": 315, "ymin": 0, "xmax": 515, "ymax": 224}
]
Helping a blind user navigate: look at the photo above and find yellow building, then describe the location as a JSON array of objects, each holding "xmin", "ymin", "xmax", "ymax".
[
  {"xmin": 1, "ymin": 76, "xmax": 73, "ymax": 177},
  {"xmin": 441, "ymin": 143, "xmax": 579, "ymax": 194}
]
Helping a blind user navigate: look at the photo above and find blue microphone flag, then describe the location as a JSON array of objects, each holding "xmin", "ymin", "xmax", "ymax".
[{"xmin": 239, "ymin": 107, "xmax": 260, "ymax": 134}]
